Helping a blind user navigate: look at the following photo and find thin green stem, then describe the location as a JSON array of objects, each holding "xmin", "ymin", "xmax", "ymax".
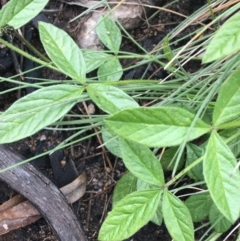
[
  {"xmin": 93, "ymin": 79, "xmax": 160, "ymax": 86},
  {"xmin": 216, "ymin": 122, "xmax": 240, "ymax": 130},
  {"xmin": 13, "ymin": 31, "xmax": 51, "ymax": 63},
  {"xmin": 207, "ymin": 0, "xmax": 217, "ymax": 31},
  {"xmin": 166, "ymin": 155, "xmax": 204, "ymax": 188},
  {"xmin": 0, "ymin": 37, "xmax": 59, "ymax": 72},
  {"xmin": 225, "ymin": 130, "xmax": 240, "ymax": 144},
  {"xmin": 0, "ymin": 129, "xmax": 101, "ymax": 173}
]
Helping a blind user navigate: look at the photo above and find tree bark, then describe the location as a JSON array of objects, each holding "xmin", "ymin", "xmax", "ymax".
[{"xmin": 0, "ymin": 145, "xmax": 88, "ymax": 241}]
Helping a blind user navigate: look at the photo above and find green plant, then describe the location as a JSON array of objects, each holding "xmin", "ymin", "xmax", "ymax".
[
  {"xmin": 98, "ymin": 12, "xmax": 240, "ymax": 241},
  {"xmin": 1, "ymin": 1, "xmax": 240, "ymax": 241},
  {"xmin": 99, "ymin": 70, "xmax": 240, "ymax": 240},
  {"xmin": 202, "ymin": 12, "xmax": 240, "ymax": 63}
]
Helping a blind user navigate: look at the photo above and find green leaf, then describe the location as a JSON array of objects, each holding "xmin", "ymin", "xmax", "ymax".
[
  {"xmin": 97, "ymin": 57, "xmax": 123, "ymax": 81},
  {"xmin": 0, "ymin": 85, "xmax": 84, "ymax": 144},
  {"xmin": 136, "ymin": 178, "xmax": 163, "ymax": 225},
  {"xmin": 230, "ymin": 136, "xmax": 240, "ymax": 158},
  {"xmin": 160, "ymin": 146, "xmax": 185, "ymax": 171},
  {"xmin": 87, "ymin": 83, "xmax": 138, "ymax": 114},
  {"xmin": 151, "ymin": 199, "xmax": 163, "ymax": 226},
  {"xmin": 102, "ymin": 127, "xmax": 122, "ymax": 158},
  {"xmin": 186, "ymin": 143, "xmax": 204, "ymax": 181},
  {"xmin": 213, "ymin": 68, "xmax": 240, "ymax": 126},
  {"xmin": 209, "ymin": 203, "xmax": 232, "ymax": 233},
  {"xmin": 222, "ymin": 128, "xmax": 240, "ymax": 157},
  {"xmin": 163, "ymin": 35, "xmax": 174, "ymax": 61},
  {"xmin": 82, "ymin": 49, "xmax": 110, "ymax": 73},
  {"xmin": 203, "ymin": 131, "xmax": 240, "ymax": 222},
  {"xmin": 39, "ymin": 22, "xmax": 86, "ymax": 83},
  {"xmin": 185, "ymin": 193, "xmax": 212, "ymax": 222},
  {"xmin": 137, "ymin": 179, "xmax": 152, "ymax": 191},
  {"xmin": 0, "ymin": 0, "xmax": 48, "ymax": 29},
  {"xmin": 203, "ymin": 13, "xmax": 240, "ymax": 63},
  {"xmin": 98, "ymin": 189, "xmax": 162, "ymax": 241},
  {"xmin": 105, "ymin": 107, "xmax": 211, "ymax": 147},
  {"xmin": 162, "ymin": 190, "xmax": 194, "ymax": 241},
  {"xmin": 96, "ymin": 15, "xmax": 122, "ymax": 53},
  {"xmin": 112, "ymin": 172, "xmax": 137, "ymax": 207},
  {"xmin": 119, "ymin": 138, "xmax": 164, "ymax": 186}
]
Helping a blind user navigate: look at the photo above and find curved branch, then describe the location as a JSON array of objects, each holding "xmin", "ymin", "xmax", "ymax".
[{"xmin": 0, "ymin": 145, "xmax": 88, "ymax": 241}]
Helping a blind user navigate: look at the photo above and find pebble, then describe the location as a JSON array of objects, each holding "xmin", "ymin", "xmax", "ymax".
[
  {"xmin": 92, "ymin": 178, "xmax": 98, "ymax": 184},
  {"xmin": 77, "ymin": 0, "xmax": 156, "ymax": 50},
  {"xmin": 93, "ymin": 185, "xmax": 100, "ymax": 190}
]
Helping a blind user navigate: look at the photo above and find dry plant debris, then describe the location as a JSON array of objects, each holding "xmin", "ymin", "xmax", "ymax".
[{"xmin": 0, "ymin": 171, "xmax": 86, "ymax": 235}]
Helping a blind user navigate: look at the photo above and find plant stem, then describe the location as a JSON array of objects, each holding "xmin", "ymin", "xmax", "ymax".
[
  {"xmin": 13, "ymin": 30, "xmax": 51, "ymax": 63},
  {"xmin": 166, "ymin": 155, "xmax": 204, "ymax": 188},
  {"xmin": 217, "ymin": 121, "xmax": 240, "ymax": 129},
  {"xmin": 207, "ymin": 0, "xmax": 217, "ymax": 31},
  {"xmin": 0, "ymin": 37, "xmax": 59, "ymax": 72}
]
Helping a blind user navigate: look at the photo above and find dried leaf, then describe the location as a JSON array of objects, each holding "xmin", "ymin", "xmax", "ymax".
[{"xmin": 0, "ymin": 172, "xmax": 86, "ymax": 234}]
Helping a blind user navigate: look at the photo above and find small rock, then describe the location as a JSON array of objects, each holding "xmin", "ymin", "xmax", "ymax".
[
  {"xmin": 93, "ymin": 184, "xmax": 100, "ymax": 190},
  {"xmin": 77, "ymin": 0, "xmax": 160, "ymax": 50},
  {"xmin": 87, "ymin": 103, "xmax": 95, "ymax": 114},
  {"xmin": 92, "ymin": 177, "xmax": 98, "ymax": 184}
]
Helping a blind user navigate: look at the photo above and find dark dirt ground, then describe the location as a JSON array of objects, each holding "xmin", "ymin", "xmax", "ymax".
[{"xmin": 1, "ymin": 0, "xmax": 234, "ymax": 241}]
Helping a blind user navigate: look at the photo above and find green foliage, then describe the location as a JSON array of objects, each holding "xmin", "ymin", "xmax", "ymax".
[
  {"xmin": 97, "ymin": 56, "xmax": 122, "ymax": 81},
  {"xmin": 221, "ymin": 128, "xmax": 240, "ymax": 157},
  {"xmin": 213, "ymin": 67, "xmax": 240, "ymax": 126},
  {"xmin": 185, "ymin": 193, "xmax": 212, "ymax": 222},
  {"xmin": 186, "ymin": 143, "xmax": 204, "ymax": 181},
  {"xmin": 151, "ymin": 199, "xmax": 163, "ymax": 226},
  {"xmin": 98, "ymin": 189, "xmax": 162, "ymax": 241},
  {"xmin": 163, "ymin": 35, "xmax": 174, "ymax": 61},
  {"xmin": 96, "ymin": 15, "xmax": 123, "ymax": 81},
  {"xmin": 105, "ymin": 107, "xmax": 211, "ymax": 147},
  {"xmin": 39, "ymin": 22, "xmax": 86, "ymax": 83},
  {"xmin": 1, "ymin": 2, "xmax": 240, "ymax": 240},
  {"xmin": 101, "ymin": 128, "xmax": 122, "ymax": 158},
  {"xmin": 203, "ymin": 13, "xmax": 240, "ymax": 63},
  {"xmin": 82, "ymin": 49, "xmax": 110, "ymax": 73},
  {"xmin": 0, "ymin": 0, "xmax": 48, "ymax": 29},
  {"xmin": 209, "ymin": 203, "xmax": 232, "ymax": 233},
  {"xmin": 203, "ymin": 131, "xmax": 240, "ymax": 223},
  {"xmin": 86, "ymin": 83, "xmax": 138, "ymax": 114},
  {"xmin": 160, "ymin": 146, "xmax": 185, "ymax": 171},
  {"xmin": 119, "ymin": 138, "xmax": 165, "ymax": 186},
  {"xmin": 96, "ymin": 15, "xmax": 122, "ymax": 54},
  {"xmin": 112, "ymin": 172, "xmax": 137, "ymax": 206},
  {"xmin": 0, "ymin": 85, "xmax": 84, "ymax": 143},
  {"xmin": 162, "ymin": 190, "xmax": 194, "ymax": 241}
]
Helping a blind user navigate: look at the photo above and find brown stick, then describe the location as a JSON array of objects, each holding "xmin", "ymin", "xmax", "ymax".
[{"xmin": 0, "ymin": 145, "xmax": 88, "ymax": 241}]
